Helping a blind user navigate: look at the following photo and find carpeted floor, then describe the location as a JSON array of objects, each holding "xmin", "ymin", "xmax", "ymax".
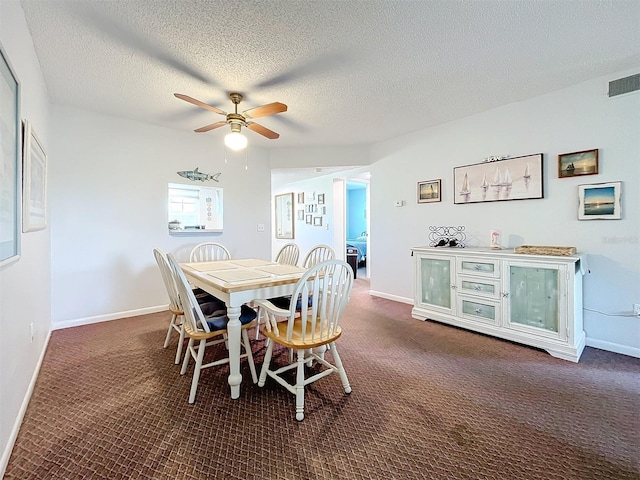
[{"xmin": 4, "ymin": 279, "xmax": 640, "ymax": 479}]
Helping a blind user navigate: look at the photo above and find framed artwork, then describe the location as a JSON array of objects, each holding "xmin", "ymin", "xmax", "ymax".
[
  {"xmin": 0, "ymin": 45, "xmax": 21, "ymax": 266},
  {"xmin": 22, "ymin": 121, "xmax": 47, "ymax": 232},
  {"xmin": 454, "ymin": 153, "xmax": 543, "ymax": 204},
  {"xmin": 305, "ymin": 214, "xmax": 312, "ymax": 224},
  {"xmin": 297, "ymin": 209, "xmax": 304, "ymax": 221},
  {"xmin": 558, "ymin": 149, "xmax": 598, "ymax": 178},
  {"xmin": 578, "ymin": 181, "xmax": 621, "ymax": 220},
  {"xmin": 317, "ymin": 193, "xmax": 325, "ymax": 204},
  {"xmin": 417, "ymin": 179, "xmax": 441, "ymax": 203},
  {"xmin": 297, "ymin": 192, "xmax": 305, "ymax": 204},
  {"xmin": 313, "ymin": 216, "xmax": 323, "ymax": 226},
  {"xmin": 274, "ymin": 193, "xmax": 294, "ymax": 239}
]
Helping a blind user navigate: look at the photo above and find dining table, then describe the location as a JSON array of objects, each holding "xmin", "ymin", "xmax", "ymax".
[{"xmin": 180, "ymin": 258, "xmax": 307, "ymax": 399}]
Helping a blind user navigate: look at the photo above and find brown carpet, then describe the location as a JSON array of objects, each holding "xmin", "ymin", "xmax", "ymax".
[{"xmin": 5, "ymin": 279, "xmax": 640, "ymax": 480}]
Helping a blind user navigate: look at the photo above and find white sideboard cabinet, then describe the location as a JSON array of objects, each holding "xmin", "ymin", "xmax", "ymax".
[{"xmin": 411, "ymin": 247, "xmax": 585, "ymax": 362}]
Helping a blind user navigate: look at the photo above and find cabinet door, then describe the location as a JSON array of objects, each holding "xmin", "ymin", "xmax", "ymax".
[
  {"xmin": 416, "ymin": 255, "xmax": 455, "ymax": 314},
  {"xmin": 505, "ymin": 262, "xmax": 567, "ymax": 340}
]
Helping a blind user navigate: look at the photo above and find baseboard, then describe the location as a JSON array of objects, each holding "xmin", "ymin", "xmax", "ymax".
[
  {"xmin": 52, "ymin": 305, "xmax": 168, "ymax": 331},
  {"xmin": 586, "ymin": 338, "xmax": 640, "ymax": 358},
  {"xmin": 0, "ymin": 329, "xmax": 51, "ymax": 478},
  {"xmin": 369, "ymin": 290, "xmax": 414, "ymax": 305}
]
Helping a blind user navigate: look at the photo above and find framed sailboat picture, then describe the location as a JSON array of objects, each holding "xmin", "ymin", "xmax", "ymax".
[{"xmin": 453, "ymin": 153, "xmax": 543, "ymax": 204}]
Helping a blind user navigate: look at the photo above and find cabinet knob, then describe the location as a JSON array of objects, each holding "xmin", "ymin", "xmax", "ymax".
[
  {"xmin": 502, "ymin": 292, "xmax": 509, "ymax": 298},
  {"xmin": 474, "ymin": 308, "xmax": 482, "ymax": 314},
  {"xmin": 474, "ymin": 285, "xmax": 481, "ymax": 290}
]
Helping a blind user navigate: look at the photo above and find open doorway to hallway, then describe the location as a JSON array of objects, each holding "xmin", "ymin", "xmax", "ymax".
[{"xmin": 346, "ymin": 178, "xmax": 369, "ymax": 279}]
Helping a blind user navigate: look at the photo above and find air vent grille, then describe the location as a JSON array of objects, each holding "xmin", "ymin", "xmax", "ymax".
[{"xmin": 608, "ymin": 74, "xmax": 639, "ymax": 97}]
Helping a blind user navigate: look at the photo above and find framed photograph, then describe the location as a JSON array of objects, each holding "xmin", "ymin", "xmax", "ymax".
[
  {"xmin": 297, "ymin": 192, "xmax": 304, "ymax": 204},
  {"xmin": 22, "ymin": 121, "xmax": 47, "ymax": 232},
  {"xmin": 454, "ymin": 153, "xmax": 543, "ymax": 204},
  {"xmin": 578, "ymin": 181, "xmax": 621, "ymax": 220},
  {"xmin": 297, "ymin": 209, "xmax": 304, "ymax": 221},
  {"xmin": 317, "ymin": 193, "xmax": 325, "ymax": 204},
  {"xmin": 0, "ymin": 45, "xmax": 21, "ymax": 266},
  {"xmin": 559, "ymin": 149, "xmax": 598, "ymax": 178},
  {"xmin": 305, "ymin": 214, "xmax": 312, "ymax": 224},
  {"xmin": 417, "ymin": 179, "xmax": 441, "ymax": 203},
  {"xmin": 313, "ymin": 216, "xmax": 323, "ymax": 226},
  {"xmin": 274, "ymin": 193, "xmax": 294, "ymax": 239}
]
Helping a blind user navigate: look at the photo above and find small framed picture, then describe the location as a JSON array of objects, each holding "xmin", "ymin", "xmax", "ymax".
[
  {"xmin": 305, "ymin": 214, "xmax": 312, "ymax": 224},
  {"xmin": 418, "ymin": 179, "xmax": 441, "ymax": 203},
  {"xmin": 313, "ymin": 216, "xmax": 323, "ymax": 226},
  {"xmin": 559, "ymin": 149, "xmax": 598, "ymax": 178},
  {"xmin": 317, "ymin": 193, "xmax": 325, "ymax": 204},
  {"xmin": 297, "ymin": 192, "xmax": 305, "ymax": 204},
  {"xmin": 578, "ymin": 181, "xmax": 621, "ymax": 220},
  {"xmin": 297, "ymin": 209, "xmax": 304, "ymax": 221}
]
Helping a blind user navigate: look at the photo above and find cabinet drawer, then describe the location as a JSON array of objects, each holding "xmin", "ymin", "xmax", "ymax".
[
  {"xmin": 458, "ymin": 277, "xmax": 502, "ymax": 299},
  {"xmin": 457, "ymin": 257, "xmax": 501, "ymax": 278},
  {"xmin": 457, "ymin": 296, "xmax": 501, "ymax": 325}
]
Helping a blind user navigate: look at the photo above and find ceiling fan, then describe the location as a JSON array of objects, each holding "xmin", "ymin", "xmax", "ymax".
[{"xmin": 174, "ymin": 92, "xmax": 287, "ymax": 150}]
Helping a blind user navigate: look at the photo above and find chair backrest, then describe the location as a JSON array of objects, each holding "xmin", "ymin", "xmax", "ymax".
[
  {"xmin": 275, "ymin": 243, "xmax": 300, "ymax": 266},
  {"xmin": 302, "ymin": 244, "xmax": 335, "ymax": 269},
  {"xmin": 278, "ymin": 259, "xmax": 353, "ymax": 344},
  {"xmin": 153, "ymin": 248, "xmax": 181, "ymax": 312},
  {"xmin": 189, "ymin": 242, "xmax": 231, "ymax": 262},
  {"xmin": 166, "ymin": 253, "xmax": 212, "ymax": 334}
]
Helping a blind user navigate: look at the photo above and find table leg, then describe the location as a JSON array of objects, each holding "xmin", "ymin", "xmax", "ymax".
[{"xmin": 226, "ymin": 305, "xmax": 242, "ymax": 399}]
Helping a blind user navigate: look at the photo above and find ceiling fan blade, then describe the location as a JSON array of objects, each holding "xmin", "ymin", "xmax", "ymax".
[
  {"xmin": 194, "ymin": 121, "xmax": 227, "ymax": 133},
  {"xmin": 246, "ymin": 122, "xmax": 280, "ymax": 139},
  {"xmin": 174, "ymin": 93, "xmax": 226, "ymax": 115},
  {"xmin": 243, "ymin": 102, "xmax": 287, "ymax": 119}
]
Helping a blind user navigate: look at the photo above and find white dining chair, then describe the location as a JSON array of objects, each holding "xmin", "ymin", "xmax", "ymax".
[
  {"xmin": 301, "ymin": 244, "xmax": 335, "ymax": 268},
  {"xmin": 189, "ymin": 242, "xmax": 231, "ymax": 262},
  {"xmin": 167, "ymin": 253, "xmax": 258, "ymax": 404},
  {"xmin": 275, "ymin": 243, "xmax": 300, "ymax": 266},
  {"xmin": 254, "ymin": 259, "xmax": 354, "ymax": 421}
]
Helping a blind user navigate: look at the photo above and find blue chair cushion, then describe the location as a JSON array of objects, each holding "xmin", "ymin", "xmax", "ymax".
[
  {"xmin": 269, "ymin": 295, "xmax": 313, "ymax": 311},
  {"xmin": 205, "ymin": 304, "xmax": 257, "ymax": 332}
]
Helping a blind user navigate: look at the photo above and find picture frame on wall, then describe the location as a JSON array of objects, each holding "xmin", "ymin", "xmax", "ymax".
[
  {"xmin": 305, "ymin": 214, "xmax": 312, "ymax": 224},
  {"xmin": 417, "ymin": 179, "xmax": 441, "ymax": 203},
  {"xmin": 297, "ymin": 209, "xmax": 304, "ymax": 221},
  {"xmin": 274, "ymin": 192, "xmax": 294, "ymax": 239},
  {"xmin": 0, "ymin": 45, "xmax": 21, "ymax": 266},
  {"xmin": 313, "ymin": 216, "xmax": 323, "ymax": 226},
  {"xmin": 578, "ymin": 181, "xmax": 621, "ymax": 220},
  {"xmin": 317, "ymin": 193, "xmax": 325, "ymax": 204},
  {"xmin": 22, "ymin": 121, "xmax": 48, "ymax": 232},
  {"xmin": 297, "ymin": 192, "xmax": 305, "ymax": 204},
  {"xmin": 453, "ymin": 153, "xmax": 543, "ymax": 204},
  {"xmin": 558, "ymin": 149, "xmax": 598, "ymax": 178}
]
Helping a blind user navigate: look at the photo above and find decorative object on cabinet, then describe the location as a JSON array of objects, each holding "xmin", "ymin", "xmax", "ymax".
[
  {"xmin": 275, "ymin": 193, "xmax": 294, "ymax": 239},
  {"xmin": 22, "ymin": 121, "xmax": 47, "ymax": 232},
  {"xmin": 418, "ymin": 179, "xmax": 441, "ymax": 203},
  {"xmin": 428, "ymin": 226, "xmax": 466, "ymax": 248},
  {"xmin": 558, "ymin": 149, "xmax": 598, "ymax": 178},
  {"xmin": 411, "ymin": 247, "xmax": 585, "ymax": 362},
  {"xmin": 454, "ymin": 153, "xmax": 543, "ymax": 204},
  {"xmin": 0, "ymin": 45, "xmax": 21, "ymax": 266},
  {"xmin": 578, "ymin": 181, "xmax": 621, "ymax": 220},
  {"xmin": 514, "ymin": 245, "xmax": 577, "ymax": 256},
  {"xmin": 490, "ymin": 230, "xmax": 501, "ymax": 249},
  {"xmin": 177, "ymin": 167, "xmax": 221, "ymax": 182}
]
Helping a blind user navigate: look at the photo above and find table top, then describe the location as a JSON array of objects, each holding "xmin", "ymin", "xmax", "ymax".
[{"xmin": 181, "ymin": 258, "xmax": 306, "ymax": 294}]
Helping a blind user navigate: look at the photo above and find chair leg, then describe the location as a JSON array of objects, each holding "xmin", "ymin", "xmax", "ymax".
[
  {"xmin": 174, "ymin": 321, "xmax": 185, "ymax": 365},
  {"xmin": 295, "ymin": 349, "xmax": 306, "ymax": 421},
  {"xmin": 164, "ymin": 313, "xmax": 176, "ymax": 348},
  {"xmin": 329, "ymin": 342, "xmax": 351, "ymax": 394},
  {"xmin": 258, "ymin": 340, "xmax": 275, "ymax": 387},
  {"xmin": 242, "ymin": 329, "xmax": 258, "ymax": 383},
  {"xmin": 180, "ymin": 338, "xmax": 194, "ymax": 375},
  {"xmin": 188, "ymin": 339, "xmax": 207, "ymax": 404},
  {"xmin": 254, "ymin": 309, "xmax": 262, "ymax": 340}
]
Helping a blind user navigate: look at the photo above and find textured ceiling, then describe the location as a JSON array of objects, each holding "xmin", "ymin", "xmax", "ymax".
[{"xmin": 20, "ymin": 0, "xmax": 640, "ymax": 150}]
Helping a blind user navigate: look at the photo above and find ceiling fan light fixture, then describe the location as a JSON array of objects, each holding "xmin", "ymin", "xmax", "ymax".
[{"xmin": 224, "ymin": 131, "xmax": 247, "ymax": 150}]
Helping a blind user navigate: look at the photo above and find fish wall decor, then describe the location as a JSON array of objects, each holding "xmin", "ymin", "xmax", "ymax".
[{"xmin": 177, "ymin": 167, "xmax": 221, "ymax": 182}]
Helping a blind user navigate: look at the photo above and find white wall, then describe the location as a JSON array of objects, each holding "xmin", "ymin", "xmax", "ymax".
[
  {"xmin": 368, "ymin": 69, "xmax": 640, "ymax": 356},
  {"xmin": 0, "ymin": 1, "xmax": 51, "ymax": 475},
  {"xmin": 49, "ymin": 106, "xmax": 272, "ymax": 327}
]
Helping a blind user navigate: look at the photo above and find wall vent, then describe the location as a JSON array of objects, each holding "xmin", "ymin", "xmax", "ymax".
[{"xmin": 608, "ymin": 73, "xmax": 640, "ymax": 97}]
